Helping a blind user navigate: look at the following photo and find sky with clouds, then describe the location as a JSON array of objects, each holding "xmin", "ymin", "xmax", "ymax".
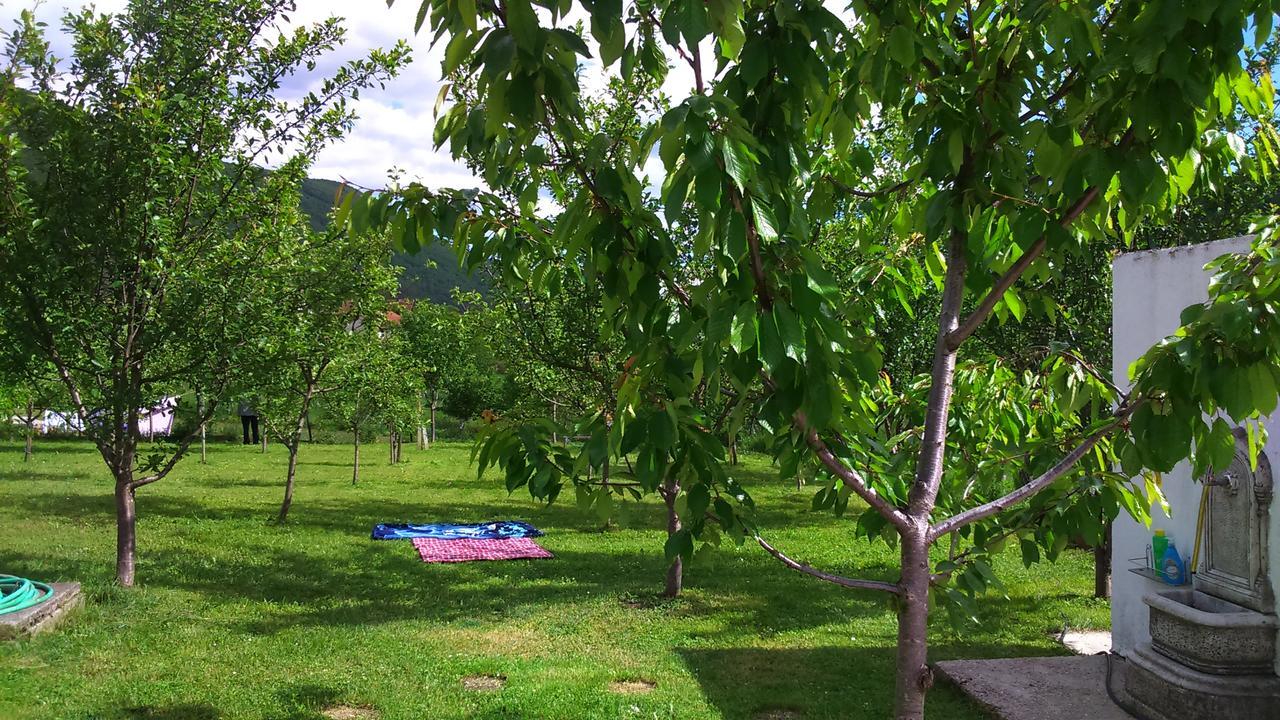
[
  {"xmin": 1, "ymin": 1, "xmax": 493, "ymax": 189},
  {"xmin": 0, "ymin": 0, "xmax": 709, "ymax": 191}
]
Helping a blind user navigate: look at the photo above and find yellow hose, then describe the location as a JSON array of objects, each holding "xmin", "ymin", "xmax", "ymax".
[{"xmin": 1191, "ymin": 481, "xmax": 1209, "ymax": 572}]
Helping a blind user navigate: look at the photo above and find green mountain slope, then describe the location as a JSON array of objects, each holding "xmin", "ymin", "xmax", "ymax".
[{"xmin": 300, "ymin": 176, "xmax": 487, "ymax": 304}]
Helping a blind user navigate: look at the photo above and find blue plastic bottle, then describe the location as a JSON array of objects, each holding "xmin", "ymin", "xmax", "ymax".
[{"xmin": 1161, "ymin": 541, "xmax": 1188, "ymax": 585}]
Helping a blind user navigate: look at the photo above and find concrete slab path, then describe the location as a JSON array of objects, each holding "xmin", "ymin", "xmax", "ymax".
[
  {"xmin": 1061, "ymin": 629, "xmax": 1112, "ymax": 655},
  {"xmin": 934, "ymin": 655, "xmax": 1137, "ymax": 720}
]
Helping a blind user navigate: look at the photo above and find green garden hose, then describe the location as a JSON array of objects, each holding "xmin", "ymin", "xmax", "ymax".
[{"xmin": 0, "ymin": 575, "xmax": 54, "ymax": 615}]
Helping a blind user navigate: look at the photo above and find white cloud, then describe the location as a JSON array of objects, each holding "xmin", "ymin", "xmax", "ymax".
[
  {"xmin": 1, "ymin": 0, "xmax": 476, "ymax": 190},
  {"xmin": 2, "ymin": 1, "xmax": 859, "ymax": 195}
]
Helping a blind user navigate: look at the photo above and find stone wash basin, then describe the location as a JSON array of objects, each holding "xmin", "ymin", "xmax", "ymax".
[{"xmin": 1145, "ymin": 589, "xmax": 1277, "ymax": 675}]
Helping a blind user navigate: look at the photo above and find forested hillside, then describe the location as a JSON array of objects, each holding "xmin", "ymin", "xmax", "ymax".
[{"xmin": 300, "ymin": 176, "xmax": 487, "ymax": 304}]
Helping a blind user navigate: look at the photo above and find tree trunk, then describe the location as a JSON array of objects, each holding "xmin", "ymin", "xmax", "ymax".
[
  {"xmin": 305, "ymin": 411, "xmax": 313, "ymax": 443},
  {"xmin": 389, "ymin": 423, "xmax": 396, "ymax": 464},
  {"xmin": 352, "ymin": 425, "xmax": 360, "ymax": 484},
  {"xmin": 893, "ymin": 530, "xmax": 933, "ymax": 720},
  {"xmin": 881, "ymin": 223, "xmax": 969, "ymax": 719},
  {"xmin": 1095, "ymin": 521, "xmax": 1112, "ymax": 599},
  {"xmin": 196, "ymin": 392, "xmax": 206, "ymax": 464},
  {"xmin": 278, "ymin": 441, "xmax": 300, "ymax": 523},
  {"xmin": 662, "ymin": 476, "xmax": 683, "ymax": 598},
  {"xmin": 260, "ymin": 423, "xmax": 267, "ymax": 453},
  {"xmin": 417, "ymin": 396, "xmax": 426, "ymax": 450},
  {"xmin": 23, "ymin": 408, "xmax": 34, "ymax": 462},
  {"xmin": 277, "ymin": 398, "xmax": 311, "ymax": 524},
  {"xmin": 430, "ymin": 388, "xmax": 437, "ymax": 443},
  {"xmin": 114, "ymin": 477, "xmax": 138, "ymax": 587}
]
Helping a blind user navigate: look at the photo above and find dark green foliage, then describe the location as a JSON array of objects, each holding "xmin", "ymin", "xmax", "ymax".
[
  {"xmin": 867, "ymin": 173, "xmax": 1280, "ymax": 381},
  {"xmin": 300, "ymin": 177, "xmax": 487, "ymax": 304},
  {"xmin": 351, "ymin": 0, "xmax": 1280, "ymax": 713},
  {"xmin": 0, "ymin": 0, "xmax": 408, "ymax": 584}
]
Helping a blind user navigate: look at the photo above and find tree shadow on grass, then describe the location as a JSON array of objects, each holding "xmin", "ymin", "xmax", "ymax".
[
  {"xmin": 0, "ymin": 456, "xmax": 1096, "ymax": 657},
  {"xmin": 0, "ymin": 441, "xmax": 103, "ymax": 459},
  {"xmin": 0, "ymin": 496, "xmax": 900, "ymax": 640},
  {"xmin": 97, "ymin": 703, "xmax": 222, "ymax": 720},
  {"xmin": 296, "ymin": 460, "xmax": 362, "ymax": 468},
  {"xmin": 269, "ymin": 683, "xmax": 346, "ymax": 720},
  {"xmin": 0, "ymin": 469, "xmax": 855, "ymax": 538},
  {"xmin": 0, "ymin": 467, "xmax": 105, "ymax": 484},
  {"xmin": 90, "ymin": 684, "xmax": 351, "ymax": 720}
]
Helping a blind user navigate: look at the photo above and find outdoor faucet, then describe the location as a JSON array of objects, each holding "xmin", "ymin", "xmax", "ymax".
[{"xmin": 1205, "ymin": 471, "xmax": 1240, "ymax": 493}]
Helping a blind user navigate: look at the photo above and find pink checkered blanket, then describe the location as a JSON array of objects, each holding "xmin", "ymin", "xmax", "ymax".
[{"xmin": 411, "ymin": 537, "xmax": 554, "ymax": 563}]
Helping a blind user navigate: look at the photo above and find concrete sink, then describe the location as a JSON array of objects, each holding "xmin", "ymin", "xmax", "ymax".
[{"xmin": 1145, "ymin": 589, "xmax": 1277, "ymax": 675}]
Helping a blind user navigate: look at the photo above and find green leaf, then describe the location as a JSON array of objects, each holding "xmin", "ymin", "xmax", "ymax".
[
  {"xmin": 923, "ymin": 242, "xmax": 946, "ymax": 288},
  {"xmin": 1203, "ymin": 417, "xmax": 1236, "ymax": 472},
  {"xmin": 730, "ymin": 302, "xmax": 758, "ymax": 352},
  {"xmin": 523, "ymin": 144, "xmax": 548, "ymax": 165},
  {"xmin": 506, "ymin": 0, "xmax": 539, "ymax": 51},
  {"xmin": 1248, "ymin": 363, "xmax": 1278, "ymax": 416},
  {"xmin": 947, "ymin": 132, "xmax": 964, "ymax": 173},
  {"xmin": 1209, "ymin": 362, "xmax": 1255, "ymax": 420},
  {"xmin": 707, "ymin": 0, "xmax": 746, "ymax": 59},
  {"xmin": 888, "ymin": 25, "xmax": 915, "ymax": 66},
  {"xmin": 750, "ymin": 199, "xmax": 779, "ymax": 242},
  {"xmin": 1003, "ymin": 289, "xmax": 1025, "ymax": 322},
  {"xmin": 679, "ymin": 0, "xmax": 710, "ymax": 47},
  {"xmin": 1020, "ymin": 538, "xmax": 1040, "ymax": 567},
  {"xmin": 758, "ymin": 308, "xmax": 784, "ymax": 371},
  {"xmin": 721, "ymin": 138, "xmax": 750, "ymax": 190},
  {"xmin": 649, "ymin": 409, "xmax": 676, "ymax": 449},
  {"xmin": 596, "ymin": 16, "xmax": 624, "ymax": 66},
  {"xmin": 417, "ymin": 0, "xmax": 434, "ymax": 32},
  {"xmin": 636, "ymin": 445, "xmax": 665, "ymax": 489},
  {"xmin": 664, "ymin": 528, "xmax": 694, "ymax": 562},
  {"xmin": 576, "ymin": 484, "xmax": 596, "ymax": 512},
  {"xmin": 773, "ymin": 304, "xmax": 804, "ymax": 361},
  {"xmin": 442, "ymin": 29, "xmax": 478, "ymax": 74},
  {"xmin": 1131, "ymin": 404, "xmax": 1192, "ymax": 472}
]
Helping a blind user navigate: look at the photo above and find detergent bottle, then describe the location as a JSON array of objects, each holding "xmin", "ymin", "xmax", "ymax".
[
  {"xmin": 1152, "ymin": 529, "xmax": 1168, "ymax": 571},
  {"xmin": 1161, "ymin": 539, "xmax": 1188, "ymax": 585}
]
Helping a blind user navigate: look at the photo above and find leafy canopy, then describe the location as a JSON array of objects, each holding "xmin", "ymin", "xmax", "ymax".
[{"xmin": 348, "ymin": 0, "xmax": 1280, "ymax": 596}]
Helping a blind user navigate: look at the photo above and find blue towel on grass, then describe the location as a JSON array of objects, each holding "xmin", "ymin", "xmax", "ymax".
[{"xmin": 370, "ymin": 521, "xmax": 543, "ymax": 541}]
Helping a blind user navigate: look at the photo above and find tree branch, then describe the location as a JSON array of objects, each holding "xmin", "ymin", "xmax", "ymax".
[
  {"xmin": 129, "ymin": 400, "xmax": 219, "ymax": 490},
  {"xmin": 826, "ymin": 175, "xmax": 911, "ymax": 199},
  {"xmin": 947, "ymin": 128, "xmax": 1134, "ymax": 351},
  {"xmin": 756, "ymin": 533, "xmax": 903, "ymax": 594},
  {"xmin": 729, "ymin": 183, "xmax": 908, "ymax": 532},
  {"xmin": 927, "ymin": 406, "xmax": 1135, "ymax": 541},
  {"xmin": 728, "ymin": 188, "xmax": 773, "ymax": 310},
  {"xmin": 800, "ymin": 416, "xmax": 913, "ymax": 532},
  {"xmin": 944, "ymin": 185, "xmax": 1100, "ymax": 351}
]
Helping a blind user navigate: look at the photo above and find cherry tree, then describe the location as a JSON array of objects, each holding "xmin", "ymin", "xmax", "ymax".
[{"xmin": 350, "ymin": 1, "xmax": 1280, "ymax": 716}]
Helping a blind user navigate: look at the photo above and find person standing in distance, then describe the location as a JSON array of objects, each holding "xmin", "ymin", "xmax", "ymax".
[{"xmin": 238, "ymin": 401, "xmax": 260, "ymax": 445}]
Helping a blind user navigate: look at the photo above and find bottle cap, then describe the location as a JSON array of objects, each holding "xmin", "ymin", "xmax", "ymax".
[{"xmin": 1154, "ymin": 529, "xmax": 1165, "ymax": 537}]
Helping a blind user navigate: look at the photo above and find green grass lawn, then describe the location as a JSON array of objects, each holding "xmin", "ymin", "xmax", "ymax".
[{"xmin": 0, "ymin": 439, "xmax": 1109, "ymax": 720}]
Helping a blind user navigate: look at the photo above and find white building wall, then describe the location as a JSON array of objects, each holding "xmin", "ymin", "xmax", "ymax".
[{"xmin": 1110, "ymin": 235, "xmax": 1280, "ymax": 676}]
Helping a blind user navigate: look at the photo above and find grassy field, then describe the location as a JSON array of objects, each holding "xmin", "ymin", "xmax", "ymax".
[{"xmin": 0, "ymin": 439, "xmax": 1109, "ymax": 720}]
